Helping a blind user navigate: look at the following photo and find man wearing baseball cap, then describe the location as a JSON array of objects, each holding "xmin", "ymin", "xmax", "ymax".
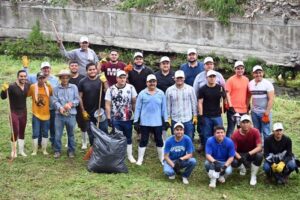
[
  {"xmin": 180, "ymin": 48, "xmax": 204, "ymax": 86},
  {"xmin": 225, "ymin": 61, "xmax": 250, "ymax": 137},
  {"xmin": 165, "ymin": 70, "xmax": 197, "ymax": 138},
  {"xmin": 58, "ymin": 36, "xmax": 99, "ymax": 75},
  {"xmin": 133, "ymin": 74, "xmax": 168, "ymax": 166},
  {"xmin": 231, "ymin": 115, "xmax": 263, "ymax": 186},
  {"xmin": 263, "ymin": 123, "xmax": 298, "ymax": 184},
  {"xmin": 163, "ymin": 122, "xmax": 196, "ymax": 185},
  {"xmin": 248, "ymin": 65, "xmax": 275, "ymax": 140},
  {"xmin": 105, "ymin": 70, "xmax": 138, "ymax": 163},
  {"xmin": 154, "ymin": 56, "xmax": 175, "ymax": 93}
]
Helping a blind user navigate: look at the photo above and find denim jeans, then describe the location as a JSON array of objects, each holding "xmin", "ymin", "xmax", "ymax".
[
  {"xmin": 171, "ymin": 120, "xmax": 194, "ymax": 139},
  {"xmin": 263, "ymin": 159, "xmax": 297, "ymax": 175},
  {"xmin": 38, "ymin": 109, "xmax": 55, "ymax": 145},
  {"xmin": 112, "ymin": 120, "xmax": 133, "ymax": 144},
  {"xmin": 54, "ymin": 114, "xmax": 76, "ymax": 153},
  {"xmin": 139, "ymin": 126, "xmax": 163, "ymax": 147},
  {"xmin": 163, "ymin": 158, "xmax": 197, "ymax": 178},
  {"xmin": 251, "ymin": 111, "xmax": 272, "ymax": 140},
  {"xmin": 32, "ymin": 115, "xmax": 50, "ymax": 139},
  {"xmin": 202, "ymin": 116, "xmax": 223, "ymax": 146},
  {"xmin": 86, "ymin": 115, "xmax": 108, "ymax": 146},
  {"xmin": 204, "ymin": 160, "xmax": 233, "ymax": 176}
]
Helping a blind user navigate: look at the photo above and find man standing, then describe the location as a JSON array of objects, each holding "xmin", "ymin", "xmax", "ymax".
[
  {"xmin": 1, "ymin": 70, "xmax": 30, "ymax": 158},
  {"xmin": 100, "ymin": 50, "xmax": 126, "ymax": 86},
  {"xmin": 53, "ymin": 70, "xmax": 80, "ymax": 158},
  {"xmin": 166, "ymin": 70, "xmax": 197, "ymax": 138},
  {"xmin": 133, "ymin": 74, "xmax": 168, "ymax": 166},
  {"xmin": 263, "ymin": 123, "xmax": 298, "ymax": 184},
  {"xmin": 180, "ymin": 48, "xmax": 204, "ymax": 86},
  {"xmin": 78, "ymin": 63, "xmax": 108, "ymax": 146},
  {"xmin": 105, "ymin": 70, "xmax": 137, "ymax": 163},
  {"xmin": 155, "ymin": 56, "xmax": 175, "ymax": 93},
  {"xmin": 58, "ymin": 36, "xmax": 99, "ymax": 75},
  {"xmin": 249, "ymin": 65, "xmax": 275, "ymax": 140},
  {"xmin": 27, "ymin": 72, "xmax": 53, "ymax": 156},
  {"xmin": 198, "ymin": 70, "xmax": 229, "ymax": 146},
  {"xmin": 163, "ymin": 122, "xmax": 197, "ymax": 185},
  {"xmin": 127, "ymin": 52, "xmax": 153, "ymax": 94},
  {"xmin": 231, "ymin": 115, "xmax": 263, "ymax": 186},
  {"xmin": 225, "ymin": 61, "xmax": 249, "ymax": 137},
  {"xmin": 205, "ymin": 126, "xmax": 235, "ymax": 188},
  {"xmin": 68, "ymin": 60, "xmax": 88, "ymax": 150}
]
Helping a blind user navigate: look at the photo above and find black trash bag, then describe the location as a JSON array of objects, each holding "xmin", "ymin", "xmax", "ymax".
[{"xmin": 87, "ymin": 123, "xmax": 128, "ymax": 173}]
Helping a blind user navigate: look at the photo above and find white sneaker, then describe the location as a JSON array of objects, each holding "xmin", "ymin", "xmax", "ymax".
[
  {"xmin": 209, "ymin": 178, "xmax": 216, "ymax": 188},
  {"xmin": 169, "ymin": 175, "xmax": 175, "ymax": 180},
  {"xmin": 218, "ymin": 176, "xmax": 226, "ymax": 183},
  {"xmin": 182, "ymin": 177, "xmax": 189, "ymax": 185},
  {"xmin": 239, "ymin": 164, "xmax": 246, "ymax": 176}
]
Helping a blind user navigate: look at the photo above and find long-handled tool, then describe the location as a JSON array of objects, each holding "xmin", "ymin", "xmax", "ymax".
[
  {"xmin": 49, "ymin": 18, "xmax": 61, "ymax": 41},
  {"xmin": 7, "ymin": 89, "xmax": 17, "ymax": 163},
  {"xmin": 96, "ymin": 83, "xmax": 103, "ymax": 128}
]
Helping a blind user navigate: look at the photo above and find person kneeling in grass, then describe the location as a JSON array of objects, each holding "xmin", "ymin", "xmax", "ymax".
[{"xmin": 163, "ymin": 122, "xmax": 197, "ymax": 185}]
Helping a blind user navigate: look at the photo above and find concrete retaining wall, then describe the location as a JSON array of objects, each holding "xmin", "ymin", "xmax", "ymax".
[{"xmin": 1, "ymin": 2, "xmax": 300, "ymax": 66}]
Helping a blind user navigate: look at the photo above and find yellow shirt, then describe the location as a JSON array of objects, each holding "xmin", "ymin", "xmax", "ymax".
[{"xmin": 27, "ymin": 84, "xmax": 52, "ymax": 120}]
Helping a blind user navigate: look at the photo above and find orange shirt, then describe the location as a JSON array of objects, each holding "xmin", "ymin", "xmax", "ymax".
[
  {"xmin": 225, "ymin": 75, "xmax": 249, "ymax": 113},
  {"xmin": 27, "ymin": 84, "xmax": 52, "ymax": 120}
]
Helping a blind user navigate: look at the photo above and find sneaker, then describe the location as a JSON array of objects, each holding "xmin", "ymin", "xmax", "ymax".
[
  {"xmin": 218, "ymin": 176, "xmax": 226, "ymax": 183},
  {"xmin": 68, "ymin": 152, "xmax": 75, "ymax": 158},
  {"xmin": 209, "ymin": 178, "xmax": 216, "ymax": 188},
  {"xmin": 182, "ymin": 177, "xmax": 189, "ymax": 185},
  {"xmin": 168, "ymin": 175, "xmax": 176, "ymax": 180},
  {"xmin": 239, "ymin": 164, "xmax": 246, "ymax": 176},
  {"xmin": 54, "ymin": 152, "xmax": 61, "ymax": 159}
]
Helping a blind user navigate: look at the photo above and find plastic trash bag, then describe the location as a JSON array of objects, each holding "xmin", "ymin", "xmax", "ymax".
[{"xmin": 87, "ymin": 123, "xmax": 128, "ymax": 173}]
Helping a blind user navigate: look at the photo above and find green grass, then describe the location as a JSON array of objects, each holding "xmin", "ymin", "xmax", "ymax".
[{"xmin": 0, "ymin": 56, "xmax": 300, "ymax": 199}]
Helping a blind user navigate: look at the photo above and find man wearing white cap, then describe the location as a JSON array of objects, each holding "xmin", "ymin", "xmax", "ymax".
[
  {"xmin": 105, "ymin": 70, "xmax": 138, "ymax": 163},
  {"xmin": 225, "ymin": 61, "xmax": 250, "ymax": 137},
  {"xmin": 133, "ymin": 74, "xmax": 168, "ymax": 166},
  {"xmin": 263, "ymin": 123, "xmax": 298, "ymax": 184},
  {"xmin": 248, "ymin": 65, "xmax": 274, "ymax": 140},
  {"xmin": 127, "ymin": 52, "xmax": 153, "ymax": 94},
  {"xmin": 180, "ymin": 48, "xmax": 204, "ymax": 86},
  {"xmin": 198, "ymin": 70, "xmax": 229, "ymax": 146},
  {"xmin": 231, "ymin": 115, "xmax": 263, "ymax": 186},
  {"xmin": 53, "ymin": 70, "xmax": 80, "ymax": 158},
  {"xmin": 58, "ymin": 36, "xmax": 99, "ymax": 75},
  {"xmin": 154, "ymin": 56, "xmax": 175, "ymax": 93},
  {"xmin": 166, "ymin": 70, "xmax": 197, "ymax": 138},
  {"xmin": 163, "ymin": 122, "xmax": 197, "ymax": 185}
]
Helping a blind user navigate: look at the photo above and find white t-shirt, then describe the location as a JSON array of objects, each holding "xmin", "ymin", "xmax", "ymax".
[
  {"xmin": 105, "ymin": 83, "xmax": 137, "ymax": 121},
  {"xmin": 248, "ymin": 79, "xmax": 274, "ymax": 114}
]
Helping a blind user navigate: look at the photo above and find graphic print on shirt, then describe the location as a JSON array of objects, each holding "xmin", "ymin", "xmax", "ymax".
[
  {"xmin": 111, "ymin": 87, "xmax": 133, "ymax": 121},
  {"xmin": 36, "ymin": 94, "xmax": 46, "ymax": 107}
]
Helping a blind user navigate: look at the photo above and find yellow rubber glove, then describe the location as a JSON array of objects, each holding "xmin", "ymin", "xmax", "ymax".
[
  {"xmin": 271, "ymin": 163, "xmax": 278, "ymax": 173},
  {"xmin": 82, "ymin": 111, "xmax": 90, "ymax": 121},
  {"xmin": 275, "ymin": 161, "xmax": 286, "ymax": 173},
  {"xmin": 99, "ymin": 72, "xmax": 107, "ymax": 83},
  {"xmin": 168, "ymin": 118, "xmax": 172, "ymax": 126},
  {"xmin": 1, "ymin": 83, "xmax": 9, "ymax": 92},
  {"xmin": 193, "ymin": 116, "xmax": 198, "ymax": 125},
  {"xmin": 22, "ymin": 56, "xmax": 30, "ymax": 68}
]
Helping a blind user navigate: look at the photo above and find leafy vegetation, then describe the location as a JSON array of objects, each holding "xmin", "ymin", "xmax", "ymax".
[{"xmin": 118, "ymin": 0, "xmax": 156, "ymax": 11}]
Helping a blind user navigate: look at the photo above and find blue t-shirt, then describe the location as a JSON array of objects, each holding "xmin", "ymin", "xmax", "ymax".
[
  {"xmin": 164, "ymin": 135, "xmax": 194, "ymax": 160},
  {"xmin": 180, "ymin": 61, "xmax": 204, "ymax": 86},
  {"xmin": 205, "ymin": 136, "xmax": 235, "ymax": 162}
]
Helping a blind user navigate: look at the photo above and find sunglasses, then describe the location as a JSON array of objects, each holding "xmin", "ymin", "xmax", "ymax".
[{"xmin": 208, "ymin": 75, "xmax": 216, "ymax": 78}]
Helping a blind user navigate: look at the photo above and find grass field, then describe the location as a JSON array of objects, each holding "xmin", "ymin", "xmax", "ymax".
[{"xmin": 0, "ymin": 55, "xmax": 300, "ymax": 200}]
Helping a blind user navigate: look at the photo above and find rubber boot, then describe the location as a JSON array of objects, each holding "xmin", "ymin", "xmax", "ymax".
[
  {"xmin": 41, "ymin": 137, "xmax": 49, "ymax": 155},
  {"xmin": 157, "ymin": 147, "xmax": 164, "ymax": 165},
  {"xmin": 209, "ymin": 178, "xmax": 217, "ymax": 188},
  {"xmin": 136, "ymin": 147, "xmax": 146, "ymax": 166},
  {"xmin": 18, "ymin": 139, "xmax": 27, "ymax": 157},
  {"xmin": 31, "ymin": 139, "xmax": 38, "ymax": 156},
  {"xmin": 127, "ymin": 144, "xmax": 136, "ymax": 163},
  {"xmin": 11, "ymin": 141, "xmax": 17, "ymax": 158},
  {"xmin": 81, "ymin": 131, "xmax": 88, "ymax": 150},
  {"xmin": 250, "ymin": 163, "xmax": 259, "ymax": 186}
]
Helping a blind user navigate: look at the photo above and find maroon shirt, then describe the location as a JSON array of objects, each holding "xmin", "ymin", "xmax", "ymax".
[
  {"xmin": 231, "ymin": 128, "xmax": 262, "ymax": 153},
  {"xmin": 101, "ymin": 61, "xmax": 126, "ymax": 86}
]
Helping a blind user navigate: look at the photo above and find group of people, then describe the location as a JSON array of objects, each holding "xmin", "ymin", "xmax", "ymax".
[{"xmin": 1, "ymin": 36, "xmax": 298, "ymax": 187}]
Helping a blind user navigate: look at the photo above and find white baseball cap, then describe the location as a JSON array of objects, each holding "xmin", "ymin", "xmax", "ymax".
[
  {"xmin": 116, "ymin": 70, "xmax": 126, "ymax": 77},
  {"xmin": 40, "ymin": 61, "xmax": 51, "ymax": 69},
  {"xmin": 174, "ymin": 70, "xmax": 185, "ymax": 78},
  {"xmin": 204, "ymin": 57, "xmax": 214, "ymax": 64},
  {"xmin": 252, "ymin": 65, "xmax": 263, "ymax": 72},
  {"xmin": 234, "ymin": 61, "xmax": 244, "ymax": 68},
  {"xmin": 160, "ymin": 56, "xmax": 170, "ymax": 63},
  {"xmin": 133, "ymin": 52, "xmax": 143, "ymax": 59},
  {"xmin": 206, "ymin": 70, "xmax": 217, "ymax": 77},
  {"xmin": 187, "ymin": 48, "xmax": 197, "ymax": 55},
  {"xmin": 146, "ymin": 74, "xmax": 156, "ymax": 81},
  {"xmin": 174, "ymin": 122, "xmax": 184, "ymax": 129},
  {"xmin": 240, "ymin": 114, "xmax": 252, "ymax": 122},
  {"xmin": 273, "ymin": 123, "xmax": 284, "ymax": 131},
  {"xmin": 79, "ymin": 36, "xmax": 89, "ymax": 43}
]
